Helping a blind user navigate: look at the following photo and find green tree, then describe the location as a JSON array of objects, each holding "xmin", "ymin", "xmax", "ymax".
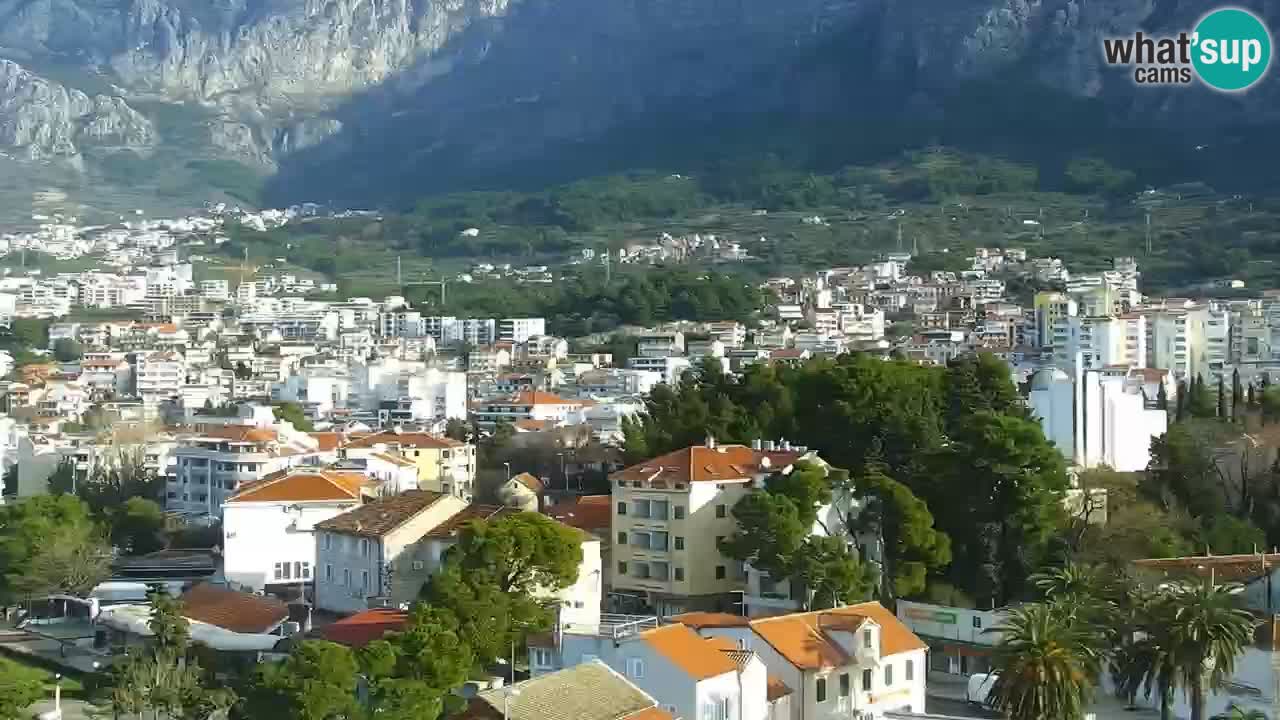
[
  {"xmin": 0, "ymin": 657, "xmax": 46, "ymax": 720},
  {"xmin": 1218, "ymin": 376, "xmax": 1228, "ymax": 421},
  {"xmin": 853, "ymin": 454, "xmax": 951, "ymax": 599},
  {"xmin": 421, "ymin": 513, "xmax": 581, "ymax": 667},
  {"xmin": 362, "ymin": 605, "xmax": 473, "ymax": 720},
  {"xmin": 928, "ymin": 412, "xmax": 1070, "ymax": 605},
  {"xmin": 1115, "ymin": 589, "xmax": 1180, "ymax": 720},
  {"xmin": 1166, "ymin": 582, "xmax": 1258, "ymax": 720},
  {"xmin": 52, "ymin": 338, "xmax": 82, "ymax": 362},
  {"xmin": 271, "ymin": 402, "xmax": 314, "ymax": 432},
  {"xmin": 1177, "ymin": 380, "xmax": 1189, "ymax": 423},
  {"xmin": 1212, "ymin": 704, "xmax": 1269, "ymax": 720},
  {"xmin": 0, "ymin": 494, "xmax": 109, "ymax": 601},
  {"xmin": 987, "ymin": 603, "xmax": 1102, "ymax": 720},
  {"xmin": 241, "ymin": 640, "xmax": 360, "ymax": 720},
  {"xmin": 112, "ymin": 497, "xmax": 167, "ymax": 555},
  {"xmin": 1157, "ymin": 382, "xmax": 1169, "ymax": 411},
  {"xmin": 1189, "ymin": 375, "xmax": 1217, "ymax": 419},
  {"xmin": 1232, "ymin": 369, "xmax": 1244, "ymax": 423},
  {"xmin": 1261, "ymin": 386, "xmax": 1280, "ymax": 426},
  {"xmin": 443, "ymin": 419, "xmax": 470, "ymax": 443}
]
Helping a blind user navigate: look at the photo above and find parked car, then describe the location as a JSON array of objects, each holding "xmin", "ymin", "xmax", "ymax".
[{"xmin": 966, "ymin": 672, "xmax": 998, "ymax": 706}]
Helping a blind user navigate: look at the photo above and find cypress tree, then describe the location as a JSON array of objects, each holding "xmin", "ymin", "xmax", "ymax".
[
  {"xmin": 1176, "ymin": 379, "xmax": 1188, "ymax": 422},
  {"xmin": 1218, "ymin": 375, "xmax": 1227, "ymax": 420}
]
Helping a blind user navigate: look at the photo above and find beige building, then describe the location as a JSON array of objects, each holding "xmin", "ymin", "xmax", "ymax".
[
  {"xmin": 610, "ymin": 439, "xmax": 816, "ymax": 616},
  {"xmin": 338, "ymin": 430, "xmax": 477, "ymax": 502}
]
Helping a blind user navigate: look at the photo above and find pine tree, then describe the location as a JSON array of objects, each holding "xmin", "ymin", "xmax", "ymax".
[
  {"xmin": 1232, "ymin": 368, "xmax": 1244, "ymax": 411},
  {"xmin": 1157, "ymin": 381, "xmax": 1169, "ymax": 410},
  {"xmin": 1176, "ymin": 380, "xmax": 1188, "ymax": 422}
]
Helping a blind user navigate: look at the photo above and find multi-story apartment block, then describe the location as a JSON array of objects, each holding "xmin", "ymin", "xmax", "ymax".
[
  {"xmin": 1033, "ymin": 291, "xmax": 1077, "ymax": 349},
  {"xmin": 167, "ymin": 423, "xmax": 324, "ymax": 517},
  {"xmin": 610, "ymin": 439, "xmax": 815, "ymax": 616},
  {"xmin": 472, "ymin": 391, "xmax": 587, "ymax": 428},
  {"xmin": 337, "ymin": 430, "xmax": 476, "ymax": 501},
  {"xmin": 498, "ymin": 317, "xmax": 547, "ymax": 344},
  {"xmin": 1145, "ymin": 300, "xmax": 1209, "ymax": 382},
  {"xmin": 134, "ymin": 351, "xmax": 186, "ymax": 409}
]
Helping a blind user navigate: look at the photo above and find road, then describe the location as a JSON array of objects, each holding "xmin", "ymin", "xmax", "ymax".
[{"xmin": 926, "ymin": 696, "xmax": 1001, "ymax": 718}]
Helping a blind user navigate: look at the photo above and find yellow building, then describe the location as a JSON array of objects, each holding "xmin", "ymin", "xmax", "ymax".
[
  {"xmin": 338, "ymin": 430, "xmax": 477, "ymax": 501},
  {"xmin": 610, "ymin": 439, "xmax": 817, "ymax": 616}
]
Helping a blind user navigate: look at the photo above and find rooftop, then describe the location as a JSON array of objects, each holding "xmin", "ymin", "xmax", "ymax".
[
  {"xmin": 180, "ymin": 582, "xmax": 289, "ymax": 634},
  {"xmin": 423, "ymin": 504, "xmax": 518, "ymax": 539},
  {"xmin": 612, "ymin": 443, "xmax": 805, "ymax": 485},
  {"xmin": 315, "ymin": 490, "xmax": 448, "ymax": 537},
  {"xmin": 640, "ymin": 624, "xmax": 739, "ymax": 680},
  {"xmin": 340, "ymin": 430, "xmax": 463, "ymax": 450},
  {"xmin": 316, "ymin": 608, "xmax": 407, "ymax": 648},
  {"xmin": 1132, "ymin": 553, "xmax": 1280, "ymax": 584},
  {"xmin": 745, "ymin": 602, "xmax": 927, "ymax": 671},
  {"xmin": 226, "ymin": 469, "xmax": 370, "ymax": 504},
  {"xmin": 457, "ymin": 660, "xmax": 669, "ymax": 720}
]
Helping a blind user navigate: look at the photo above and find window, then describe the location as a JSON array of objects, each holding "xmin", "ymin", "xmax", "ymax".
[
  {"xmin": 674, "ymin": 536, "xmax": 684, "ymax": 550},
  {"xmin": 839, "ymin": 673, "xmax": 850, "ymax": 697},
  {"xmin": 618, "ymin": 562, "xmax": 628, "ymax": 575},
  {"xmin": 673, "ymin": 505, "xmax": 685, "ymax": 519},
  {"xmin": 617, "ymin": 502, "xmax": 627, "ymax": 515},
  {"xmin": 323, "ymin": 533, "xmax": 332, "ymax": 550},
  {"xmin": 716, "ymin": 565, "xmax": 726, "ymax": 579},
  {"xmin": 884, "ymin": 664, "xmax": 894, "ymax": 686},
  {"xmin": 531, "ymin": 648, "xmax": 553, "ymax": 667},
  {"xmin": 863, "ymin": 629, "xmax": 872, "ymax": 648},
  {"xmin": 296, "ymin": 561, "xmax": 311, "ymax": 579},
  {"xmin": 627, "ymin": 657, "xmax": 645, "ymax": 679},
  {"xmin": 973, "ymin": 616, "xmax": 983, "ymax": 629},
  {"xmin": 674, "ymin": 567, "xmax": 684, "ymax": 581},
  {"xmin": 617, "ymin": 531, "xmax": 627, "ymax": 545},
  {"xmin": 342, "ymin": 569, "xmax": 351, "ymax": 587},
  {"xmin": 816, "ymin": 677, "xmax": 827, "ymax": 703},
  {"xmin": 715, "ymin": 504, "xmax": 726, "ymax": 518},
  {"xmin": 862, "ymin": 669, "xmax": 872, "ymax": 692},
  {"xmin": 360, "ymin": 538, "xmax": 370, "ymax": 557},
  {"xmin": 906, "ymin": 659, "xmax": 914, "ymax": 682},
  {"xmin": 325, "ymin": 564, "xmax": 333, "ymax": 582},
  {"xmin": 411, "ymin": 560, "xmax": 425, "ymax": 571},
  {"xmin": 274, "ymin": 562, "xmax": 290, "ymax": 580},
  {"xmin": 361, "ymin": 570, "xmax": 369, "ymax": 590}
]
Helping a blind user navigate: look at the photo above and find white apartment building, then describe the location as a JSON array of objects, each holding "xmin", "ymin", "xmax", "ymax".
[
  {"xmin": 1029, "ymin": 366, "xmax": 1168, "ymax": 472},
  {"xmin": 168, "ymin": 423, "xmax": 325, "ymax": 517},
  {"xmin": 134, "ymin": 351, "xmax": 186, "ymax": 409},
  {"xmin": 199, "ymin": 280, "xmax": 230, "ymax": 301},
  {"xmin": 1146, "ymin": 301, "xmax": 1209, "ymax": 382},
  {"xmin": 472, "ymin": 391, "xmax": 587, "ymax": 427},
  {"xmin": 681, "ymin": 602, "xmax": 928, "ymax": 719},
  {"xmin": 1061, "ymin": 314, "xmax": 1146, "ymax": 371},
  {"xmin": 499, "ymin": 317, "xmax": 547, "ymax": 344},
  {"xmin": 1033, "ymin": 292, "xmax": 1077, "ymax": 349},
  {"xmin": 628, "ymin": 356, "xmax": 693, "ymax": 386},
  {"xmin": 222, "ymin": 469, "xmax": 373, "ymax": 592}
]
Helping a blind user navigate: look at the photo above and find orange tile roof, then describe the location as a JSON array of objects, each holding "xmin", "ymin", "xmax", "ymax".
[
  {"xmin": 748, "ymin": 602, "xmax": 926, "ymax": 670},
  {"xmin": 316, "ymin": 490, "xmax": 447, "ymax": 537},
  {"xmin": 340, "ymin": 430, "xmax": 462, "ymax": 450},
  {"xmin": 180, "ymin": 582, "xmax": 289, "ymax": 634},
  {"xmin": 423, "ymin": 504, "xmax": 519, "ymax": 538},
  {"xmin": 671, "ymin": 611, "xmax": 750, "ymax": 630},
  {"xmin": 227, "ymin": 470, "xmax": 369, "ymax": 503},
  {"xmin": 612, "ymin": 444, "xmax": 803, "ymax": 484},
  {"xmin": 513, "ymin": 419, "xmax": 559, "ymax": 432},
  {"xmin": 308, "ymin": 432, "xmax": 345, "ymax": 451},
  {"xmin": 704, "ymin": 636, "xmax": 740, "ymax": 651},
  {"xmin": 621, "ymin": 710, "xmax": 674, "ymax": 720},
  {"xmin": 767, "ymin": 676, "xmax": 794, "ymax": 701},
  {"xmin": 370, "ymin": 452, "xmax": 417, "ymax": 468},
  {"xmin": 195, "ymin": 425, "xmax": 278, "ymax": 443},
  {"xmin": 511, "ymin": 472, "xmax": 545, "ymax": 492},
  {"xmin": 640, "ymin": 624, "xmax": 738, "ymax": 680},
  {"xmin": 317, "ymin": 608, "xmax": 407, "ymax": 647},
  {"xmin": 545, "ymin": 496, "xmax": 611, "ymax": 533}
]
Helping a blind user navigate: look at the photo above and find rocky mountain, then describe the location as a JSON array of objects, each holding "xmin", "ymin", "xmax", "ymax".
[{"xmin": 0, "ymin": 0, "xmax": 1275, "ymax": 213}]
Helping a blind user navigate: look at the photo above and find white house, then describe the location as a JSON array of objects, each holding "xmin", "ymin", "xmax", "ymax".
[
  {"xmin": 678, "ymin": 603, "xmax": 928, "ymax": 719},
  {"xmin": 222, "ymin": 469, "xmax": 374, "ymax": 592}
]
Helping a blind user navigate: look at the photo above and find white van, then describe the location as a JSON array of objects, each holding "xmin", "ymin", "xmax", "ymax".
[{"xmin": 966, "ymin": 673, "xmax": 998, "ymax": 706}]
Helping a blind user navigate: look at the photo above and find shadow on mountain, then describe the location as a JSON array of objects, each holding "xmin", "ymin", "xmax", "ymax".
[{"xmin": 264, "ymin": 0, "xmax": 1280, "ymax": 210}]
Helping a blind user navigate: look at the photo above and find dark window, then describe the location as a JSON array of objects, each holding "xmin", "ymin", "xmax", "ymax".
[
  {"xmin": 816, "ymin": 678, "xmax": 827, "ymax": 703},
  {"xmin": 617, "ymin": 532, "xmax": 627, "ymax": 545},
  {"xmin": 618, "ymin": 562, "xmax": 627, "ymax": 575},
  {"xmin": 674, "ymin": 537, "xmax": 685, "ymax": 550},
  {"xmin": 884, "ymin": 664, "xmax": 894, "ymax": 686},
  {"xmin": 674, "ymin": 568, "xmax": 684, "ymax": 581},
  {"xmin": 617, "ymin": 502, "xmax": 627, "ymax": 515},
  {"xmin": 716, "ymin": 566, "xmax": 726, "ymax": 579},
  {"xmin": 715, "ymin": 504, "xmax": 726, "ymax": 518},
  {"xmin": 674, "ymin": 506, "xmax": 685, "ymax": 519},
  {"xmin": 973, "ymin": 616, "xmax": 983, "ymax": 629},
  {"xmin": 839, "ymin": 673, "xmax": 850, "ymax": 697},
  {"xmin": 862, "ymin": 669, "xmax": 872, "ymax": 692},
  {"xmin": 906, "ymin": 659, "xmax": 914, "ymax": 682}
]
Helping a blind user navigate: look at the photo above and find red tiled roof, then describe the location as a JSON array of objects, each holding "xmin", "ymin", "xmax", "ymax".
[
  {"xmin": 423, "ymin": 504, "xmax": 519, "ymax": 538},
  {"xmin": 612, "ymin": 444, "xmax": 803, "ymax": 484},
  {"xmin": 671, "ymin": 611, "xmax": 750, "ymax": 630},
  {"xmin": 226, "ymin": 470, "xmax": 369, "ymax": 503},
  {"xmin": 340, "ymin": 430, "xmax": 462, "ymax": 450},
  {"xmin": 545, "ymin": 496, "xmax": 611, "ymax": 533},
  {"xmin": 317, "ymin": 609, "xmax": 407, "ymax": 647},
  {"xmin": 180, "ymin": 583, "xmax": 289, "ymax": 634},
  {"xmin": 315, "ymin": 490, "xmax": 448, "ymax": 537},
  {"xmin": 308, "ymin": 432, "xmax": 345, "ymax": 451},
  {"xmin": 1132, "ymin": 553, "xmax": 1280, "ymax": 584},
  {"xmin": 511, "ymin": 472, "xmax": 545, "ymax": 492}
]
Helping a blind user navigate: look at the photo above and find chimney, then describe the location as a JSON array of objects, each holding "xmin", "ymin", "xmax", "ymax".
[
  {"xmin": 763, "ymin": 440, "xmax": 776, "ymax": 451},
  {"xmin": 706, "ymin": 434, "xmax": 716, "ymax": 449},
  {"xmin": 752, "ymin": 438, "xmax": 762, "ymax": 451}
]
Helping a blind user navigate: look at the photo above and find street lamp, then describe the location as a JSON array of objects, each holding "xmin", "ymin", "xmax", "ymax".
[{"xmin": 503, "ymin": 686, "xmax": 521, "ymax": 720}]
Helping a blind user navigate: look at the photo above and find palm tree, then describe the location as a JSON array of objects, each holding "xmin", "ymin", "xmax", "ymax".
[
  {"xmin": 1166, "ymin": 581, "xmax": 1259, "ymax": 720},
  {"xmin": 1119, "ymin": 591, "xmax": 1180, "ymax": 720},
  {"xmin": 987, "ymin": 603, "xmax": 1103, "ymax": 720},
  {"xmin": 1211, "ymin": 704, "xmax": 1269, "ymax": 720}
]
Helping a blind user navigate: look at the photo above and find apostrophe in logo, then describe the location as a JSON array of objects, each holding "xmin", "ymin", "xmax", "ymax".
[
  {"xmin": 1191, "ymin": 8, "xmax": 1272, "ymax": 91},
  {"xmin": 1101, "ymin": 7, "xmax": 1272, "ymax": 92}
]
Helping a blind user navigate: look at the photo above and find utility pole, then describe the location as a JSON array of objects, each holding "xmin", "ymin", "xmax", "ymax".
[{"xmin": 396, "ymin": 256, "xmax": 402, "ymax": 288}]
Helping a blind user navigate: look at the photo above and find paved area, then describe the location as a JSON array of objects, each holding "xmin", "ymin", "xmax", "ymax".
[{"xmin": 927, "ymin": 671, "xmax": 1165, "ymax": 720}]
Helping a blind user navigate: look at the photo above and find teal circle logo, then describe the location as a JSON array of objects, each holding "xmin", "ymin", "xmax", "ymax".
[{"xmin": 1192, "ymin": 7, "xmax": 1272, "ymax": 91}]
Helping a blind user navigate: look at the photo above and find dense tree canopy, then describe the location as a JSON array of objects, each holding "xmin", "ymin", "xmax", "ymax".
[
  {"xmin": 0, "ymin": 494, "xmax": 110, "ymax": 601},
  {"xmin": 624, "ymin": 352, "xmax": 1068, "ymax": 603}
]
